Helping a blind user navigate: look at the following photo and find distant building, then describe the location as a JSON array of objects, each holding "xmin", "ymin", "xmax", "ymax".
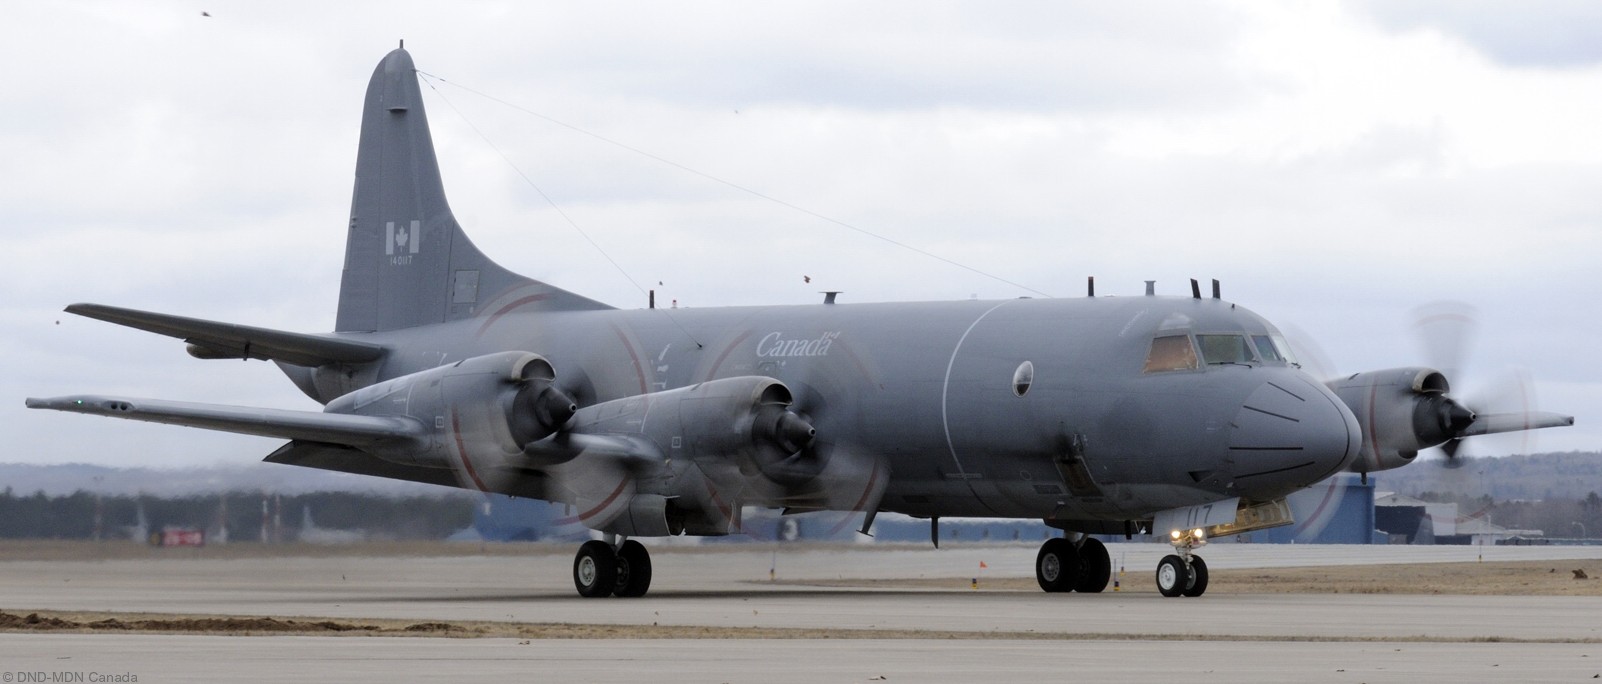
[
  {"xmin": 1375, "ymin": 492, "xmax": 1542, "ymax": 545},
  {"xmin": 1241, "ymin": 474, "xmax": 1379, "ymax": 544}
]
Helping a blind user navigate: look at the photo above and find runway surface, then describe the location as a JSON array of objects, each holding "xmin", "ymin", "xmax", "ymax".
[{"xmin": 3, "ymin": 542, "xmax": 1601, "ymax": 682}]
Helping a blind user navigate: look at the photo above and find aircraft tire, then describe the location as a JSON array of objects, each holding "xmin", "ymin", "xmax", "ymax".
[
  {"xmin": 613, "ymin": 539, "xmax": 653, "ymax": 598},
  {"xmin": 1155, "ymin": 554, "xmax": 1187, "ymax": 598},
  {"xmin": 1075, "ymin": 537, "xmax": 1111, "ymax": 593},
  {"xmin": 574, "ymin": 540, "xmax": 618, "ymax": 598},
  {"xmin": 1182, "ymin": 555, "xmax": 1208, "ymax": 597},
  {"xmin": 1035, "ymin": 537, "xmax": 1081, "ymax": 593}
]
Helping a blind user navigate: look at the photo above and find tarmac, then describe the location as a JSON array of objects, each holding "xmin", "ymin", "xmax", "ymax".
[{"xmin": 3, "ymin": 542, "xmax": 1601, "ymax": 682}]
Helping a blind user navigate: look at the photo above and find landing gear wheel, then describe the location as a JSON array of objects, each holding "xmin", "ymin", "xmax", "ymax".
[
  {"xmin": 1036, "ymin": 537, "xmax": 1082, "ymax": 593},
  {"xmin": 573, "ymin": 540, "xmax": 618, "ymax": 598},
  {"xmin": 613, "ymin": 539, "xmax": 653, "ymax": 598},
  {"xmin": 1156, "ymin": 554, "xmax": 1187, "ymax": 598},
  {"xmin": 1182, "ymin": 555, "xmax": 1208, "ymax": 597},
  {"xmin": 1075, "ymin": 537, "xmax": 1111, "ymax": 593}
]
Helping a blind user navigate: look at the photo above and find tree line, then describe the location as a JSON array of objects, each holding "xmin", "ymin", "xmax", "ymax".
[{"xmin": 0, "ymin": 488, "xmax": 474, "ymax": 541}]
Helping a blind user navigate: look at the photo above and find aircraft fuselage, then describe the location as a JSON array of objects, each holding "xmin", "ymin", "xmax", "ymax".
[{"xmin": 294, "ymin": 292, "xmax": 1358, "ymax": 526}]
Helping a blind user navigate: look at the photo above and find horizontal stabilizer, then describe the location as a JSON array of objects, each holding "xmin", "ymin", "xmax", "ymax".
[
  {"xmin": 66, "ymin": 303, "xmax": 385, "ymax": 366},
  {"xmin": 25, "ymin": 395, "xmax": 422, "ymax": 447},
  {"xmin": 1459, "ymin": 411, "xmax": 1575, "ymax": 438}
]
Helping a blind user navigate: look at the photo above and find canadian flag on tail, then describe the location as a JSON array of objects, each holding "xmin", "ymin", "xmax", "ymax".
[{"xmin": 386, "ymin": 220, "xmax": 420, "ymax": 256}]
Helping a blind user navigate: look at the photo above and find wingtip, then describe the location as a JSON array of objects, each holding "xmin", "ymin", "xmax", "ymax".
[
  {"xmin": 25, "ymin": 395, "xmax": 80, "ymax": 411},
  {"xmin": 24, "ymin": 395, "xmax": 130, "ymax": 414}
]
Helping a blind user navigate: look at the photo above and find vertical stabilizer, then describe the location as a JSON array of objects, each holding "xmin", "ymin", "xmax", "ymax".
[{"xmin": 336, "ymin": 48, "xmax": 611, "ymax": 333}]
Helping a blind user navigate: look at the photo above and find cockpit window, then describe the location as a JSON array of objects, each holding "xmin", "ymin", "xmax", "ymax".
[
  {"xmin": 1271, "ymin": 333, "xmax": 1299, "ymax": 365},
  {"xmin": 1143, "ymin": 335, "xmax": 1199, "ymax": 373},
  {"xmin": 1251, "ymin": 335, "xmax": 1284, "ymax": 362},
  {"xmin": 1197, "ymin": 334, "xmax": 1253, "ymax": 365}
]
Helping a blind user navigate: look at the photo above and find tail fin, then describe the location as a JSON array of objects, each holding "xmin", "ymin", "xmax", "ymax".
[{"xmin": 336, "ymin": 48, "xmax": 611, "ymax": 333}]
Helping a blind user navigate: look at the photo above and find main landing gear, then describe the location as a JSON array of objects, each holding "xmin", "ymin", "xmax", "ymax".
[
  {"xmin": 1035, "ymin": 536, "xmax": 1112, "ymax": 593},
  {"xmin": 1035, "ymin": 531, "xmax": 1210, "ymax": 598},
  {"xmin": 1155, "ymin": 529, "xmax": 1209, "ymax": 598},
  {"xmin": 573, "ymin": 537, "xmax": 653, "ymax": 598}
]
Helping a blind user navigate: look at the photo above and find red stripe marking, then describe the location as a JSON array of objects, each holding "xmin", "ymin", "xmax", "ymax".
[
  {"xmin": 610, "ymin": 324, "xmax": 648, "ymax": 395},
  {"xmin": 450, "ymin": 411, "xmax": 491, "ymax": 493},
  {"xmin": 576, "ymin": 478, "xmax": 631, "ymax": 524},
  {"xmin": 475, "ymin": 293, "xmax": 551, "ymax": 338},
  {"xmin": 704, "ymin": 330, "xmax": 752, "ymax": 380},
  {"xmin": 827, "ymin": 458, "xmax": 884, "ymax": 536},
  {"xmin": 1293, "ymin": 477, "xmax": 1342, "ymax": 538},
  {"xmin": 703, "ymin": 478, "xmax": 736, "ymax": 532},
  {"xmin": 837, "ymin": 341, "xmax": 876, "ymax": 385},
  {"xmin": 1366, "ymin": 385, "xmax": 1381, "ymax": 472}
]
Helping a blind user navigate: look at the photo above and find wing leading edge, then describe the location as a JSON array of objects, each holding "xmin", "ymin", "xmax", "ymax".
[
  {"xmin": 65, "ymin": 303, "xmax": 385, "ymax": 366},
  {"xmin": 25, "ymin": 395, "xmax": 422, "ymax": 447}
]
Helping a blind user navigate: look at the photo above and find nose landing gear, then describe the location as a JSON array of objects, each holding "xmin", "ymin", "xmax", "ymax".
[{"xmin": 1155, "ymin": 529, "xmax": 1209, "ymax": 597}]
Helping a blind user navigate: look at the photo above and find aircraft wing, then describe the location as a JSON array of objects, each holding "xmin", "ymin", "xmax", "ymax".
[
  {"xmin": 65, "ymin": 303, "xmax": 385, "ymax": 366},
  {"xmin": 25, "ymin": 395, "xmax": 423, "ymax": 447}
]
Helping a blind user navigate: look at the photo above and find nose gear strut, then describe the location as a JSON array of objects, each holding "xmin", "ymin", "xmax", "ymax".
[{"xmin": 1155, "ymin": 529, "xmax": 1209, "ymax": 597}]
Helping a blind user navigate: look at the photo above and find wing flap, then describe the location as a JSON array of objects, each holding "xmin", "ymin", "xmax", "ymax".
[
  {"xmin": 25, "ymin": 394, "xmax": 422, "ymax": 447},
  {"xmin": 264, "ymin": 441, "xmax": 461, "ymax": 488},
  {"xmin": 66, "ymin": 303, "xmax": 385, "ymax": 366}
]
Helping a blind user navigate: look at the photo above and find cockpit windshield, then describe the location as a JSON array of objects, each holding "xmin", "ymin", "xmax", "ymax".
[
  {"xmin": 1251, "ymin": 335, "xmax": 1284, "ymax": 362},
  {"xmin": 1143, "ymin": 335, "xmax": 1199, "ymax": 373},
  {"xmin": 1268, "ymin": 333, "xmax": 1299, "ymax": 365},
  {"xmin": 1197, "ymin": 334, "xmax": 1253, "ymax": 365},
  {"xmin": 1143, "ymin": 329, "xmax": 1299, "ymax": 374}
]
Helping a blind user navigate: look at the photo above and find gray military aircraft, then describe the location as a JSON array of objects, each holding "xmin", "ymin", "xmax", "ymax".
[{"xmin": 28, "ymin": 47, "xmax": 1573, "ymax": 598}]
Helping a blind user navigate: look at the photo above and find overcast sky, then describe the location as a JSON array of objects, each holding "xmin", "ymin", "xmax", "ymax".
[{"xmin": 4, "ymin": 1, "xmax": 1599, "ymax": 471}]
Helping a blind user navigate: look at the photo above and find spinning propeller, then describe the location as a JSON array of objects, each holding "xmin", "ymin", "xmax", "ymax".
[{"xmin": 1409, "ymin": 302, "xmax": 1571, "ymax": 465}]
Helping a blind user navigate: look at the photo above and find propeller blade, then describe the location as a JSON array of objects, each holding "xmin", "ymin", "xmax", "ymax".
[
  {"xmin": 1276, "ymin": 322, "xmax": 1339, "ymax": 380},
  {"xmin": 1439, "ymin": 438, "xmax": 1465, "ymax": 462},
  {"xmin": 1411, "ymin": 301, "xmax": 1478, "ymax": 385},
  {"xmin": 1457, "ymin": 411, "xmax": 1575, "ymax": 438}
]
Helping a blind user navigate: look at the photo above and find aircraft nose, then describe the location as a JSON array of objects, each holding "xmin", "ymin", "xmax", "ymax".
[{"xmin": 1227, "ymin": 375, "xmax": 1361, "ymax": 497}]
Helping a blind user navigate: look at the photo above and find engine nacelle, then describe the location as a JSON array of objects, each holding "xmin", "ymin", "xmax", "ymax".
[
  {"xmin": 569, "ymin": 375, "xmax": 818, "ymax": 485},
  {"xmin": 1327, "ymin": 367, "xmax": 1473, "ymax": 473},
  {"xmin": 324, "ymin": 351, "xmax": 576, "ymax": 468},
  {"xmin": 607, "ymin": 494, "xmax": 684, "ymax": 537}
]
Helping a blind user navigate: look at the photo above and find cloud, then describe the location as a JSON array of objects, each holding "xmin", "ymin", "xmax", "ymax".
[
  {"xmin": 1348, "ymin": 0, "xmax": 1602, "ymax": 68},
  {"xmin": 3, "ymin": 1, "xmax": 1597, "ymax": 467}
]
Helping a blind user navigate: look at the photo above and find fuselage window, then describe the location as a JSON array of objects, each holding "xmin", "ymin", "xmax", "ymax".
[
  {"xmin": 1143, "ymin": 335, "xmax": 1199, "ymax": 373},
  {"xmin": 1013, "ymin": 361, "xmax": 1034, "ymax": 396},
  {"xmin": 1252, "ymin": 335, "xmax": 1285, "ymax": 363},
  {"xmin": 1197, "ymin": 334, "xmax": 1254, "ymax": 365}
]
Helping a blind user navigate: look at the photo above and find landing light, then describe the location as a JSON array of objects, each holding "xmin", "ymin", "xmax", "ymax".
[
  {"xmin": 1170, "ymin": 530, "xmax": 1181, "ymax": 541},
  {"xmin": 1193, "ymin": 528, "xmax": 1205, "ymax": 541}
]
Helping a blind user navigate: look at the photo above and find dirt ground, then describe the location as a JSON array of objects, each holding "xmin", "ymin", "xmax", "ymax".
[
  {"xmin": 2, "ymin": 541, "xmax": 1598, "ymax": 639},
  {"xmin": 786, "ymin": 559, "xmax": 1602, "ymax": 596}
]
